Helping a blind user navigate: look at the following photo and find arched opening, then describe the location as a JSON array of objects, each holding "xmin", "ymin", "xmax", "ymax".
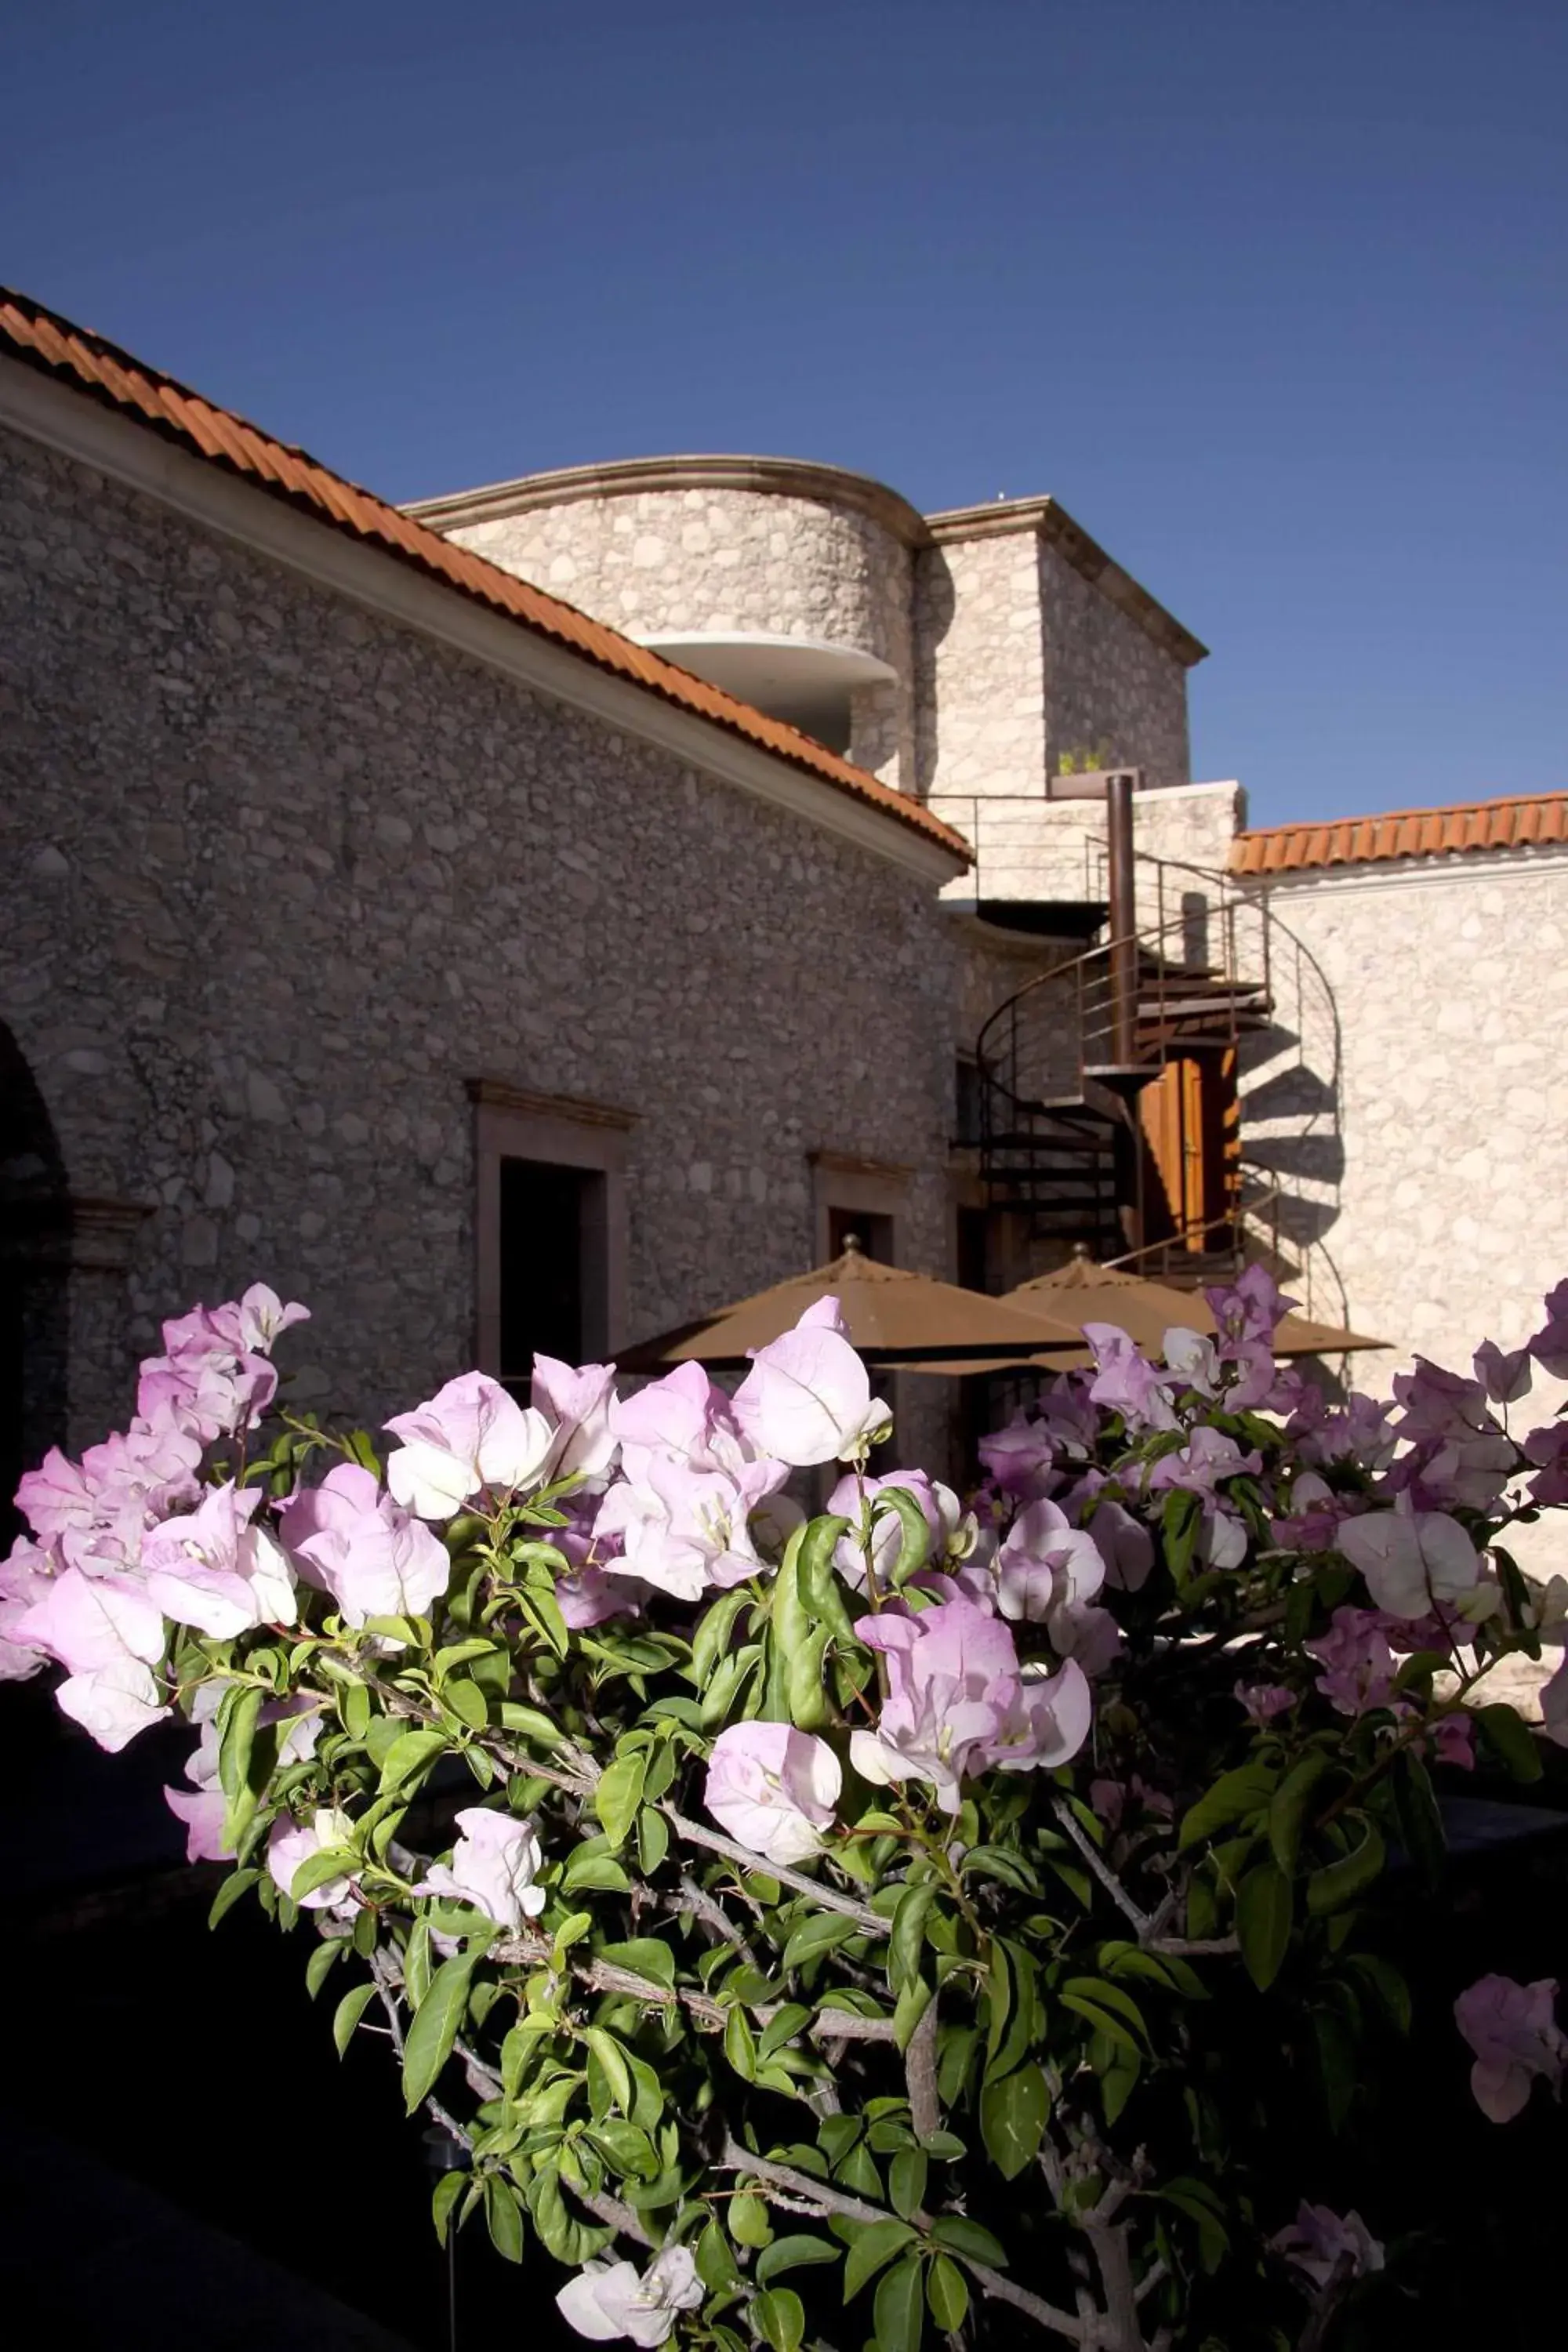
[{"xmin": 0, "ymin": 1023, "xmax": 71, "ymax": 1552}]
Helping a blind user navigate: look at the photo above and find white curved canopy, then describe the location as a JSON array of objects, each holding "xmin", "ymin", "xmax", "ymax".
[{"xmin": 633, "ymin": 632, "xmax": 898, "ymax": 753}]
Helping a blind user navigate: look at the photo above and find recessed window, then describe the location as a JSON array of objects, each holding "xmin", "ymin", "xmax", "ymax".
[{"xmin": 828, "ymin": 1204, "xmax": 894, "ymax": 1265}]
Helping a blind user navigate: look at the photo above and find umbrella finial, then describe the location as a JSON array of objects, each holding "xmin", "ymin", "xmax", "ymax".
[
  {"xmin": 1071, "ymin": 1241, "xmax": 1093, "ymax": 1261},
  {"xmin": 841, "ymin": 1231, "xmax": 865, "ymax": 1258}
]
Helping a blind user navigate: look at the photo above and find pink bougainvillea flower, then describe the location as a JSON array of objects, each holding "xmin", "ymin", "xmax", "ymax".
[
  {"xmin": 1430, "ymin": 1711, "xmax": 1476, "ymax": 1770},
  {"xmin": 732, "ymin": 1297, "xmax": 891, "ymax": 1467},
  {"xmin": 1236, "ymin": 1680, "xmax": 1296, "ymax": 1728},
  {"xmin": 557, "ymin": 2248, "xmax": 703, "ymax": 2347},
  {"xmin": 532, "ymin": 1355, "xmax": 620, "ymax": 1483},
  {"xmin": 1080, "ymin": 1494, "xmax": 1155, "ymax": 1592},
  {"xmin": 1305, "ymin": 1607, "xmax": 1397, "ymax": 1717},
  {"xmin": 416, "ymin": 1807, "xmax": 546, "ymax": 1932},
  {"xmin": 15, "ymin": 1564, "xmax": 169, "ymax": 1750},
  {"xmin": 850, "ymin": 1595, "xmax": 1090, "ymax": 1812},
  {"xmin": 165, "ymin": 1783, "xmax": 230, "ymax": 1863},
  {"xmin": 1336, "ymin": 1497, "xmax": 1482, "ymax": 1621},
  {"xmin": 1473, "ymin": 1339, "xmax": 1533, "ymax": 1406},
  {"xmin": 384, "ymin": 1372, "xmax": 554, "ymax": 1519},
  {"xmin": 993, "ymin": 1497, "xmax": 1105, "ymax": 1626},
  {"xmin": 978, "ymin": 1411, "xmax": 1062, "ymax": 1501},
  {"xmin": 1082, "ymin": 1325, "xmax": 1177, "ymax": 1433},
  {"xmin": 826, "ymin": 1468, "xmax": 965, "ymax": 1589},
  {"xmin": 1541, "ymin": 1656, "xmax": 1568, "ymax": 1748},
  {"xmin": 0, "ymin": 1536, "xmax": 54, "ymax": 1682},
  {"xmin": 142, "ymin": 1481, "xmax": 296, "ymax": 1638},
  {"xmin": 1454, "ymin": 1973, "xmax": 1568, "ymax": 2122},
  {"xmin": 704, "ymin": 1722, "xmax": 841, "ymax": 1866},
  {"xmin": 1527, "ymin": 1279, "xmax": 1568, "ymax": 1379},
  {"xmin": 279, "ymin": 1462, "xmax": 450, "ymax": 1626},
  {"xmin": 1272, "ymin": 2201, "xmax": 1384, "ymax": 2289},
  {"xmin": 267, "ymin": 1807, "xmax": 358, "ymax": 1911},
  {"xmin": 594, "ymin": 1454, "xmax": 787, "ymax": 1602}
]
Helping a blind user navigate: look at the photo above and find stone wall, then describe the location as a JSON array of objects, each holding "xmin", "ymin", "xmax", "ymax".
[
  {"xmin": 1240, "ymin": 853, "xmax": 1568, "ymax": 1372},
  {"xmin": 0, "ymin": 423, "xmax": 957, "ymax": 1456},
  {"xmin": 444, "ymin": 488, "xmax": 916, "ymax": 788},
  {"xmin": 1036, "ymin": 539, "xmax": 1192, "ymax": 795}
]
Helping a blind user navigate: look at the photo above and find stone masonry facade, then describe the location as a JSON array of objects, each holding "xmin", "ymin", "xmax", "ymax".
[{"xmin": 0, "ymin": 424, "xmax": 959, "ymax": 1456}]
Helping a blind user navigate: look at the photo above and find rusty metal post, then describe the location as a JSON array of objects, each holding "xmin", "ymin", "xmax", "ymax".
[{"xmin": 1106, "ymin": 771, "xmax": 1138, "ymax": 1067}]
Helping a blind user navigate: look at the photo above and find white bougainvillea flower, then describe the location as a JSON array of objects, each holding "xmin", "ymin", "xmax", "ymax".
[
  {"xmin": 267, "ymin": 1806, "xmax": 358, "ymax": 1912},
  {"xmin": 557, "ymin": 2248, "xmax": 704, "ymax": 2347},
  {"xmin": 1336, "ymin": 1498, "xmax": 1481, "ymax": 1620},
  {"xmin": 142, "ymin": 1481, "xmax": 296, "ymax": 1639},
  {"xmin": 416, "ymin": 1807, "xmax": 546, "ymax": 1933},
  {"xmin": 733, "ymin": 1297, "xmax": 891, "ymax": 1467},
  {"xmin": 384, "ymin": 1372, "xmax": 554, "ymax": 1519},
  {"xmin": 703, "ymin": 1722, "xmax": 842, "ymax": 1866}
]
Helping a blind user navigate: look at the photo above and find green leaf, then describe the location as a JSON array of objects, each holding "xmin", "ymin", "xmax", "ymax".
[
  {"xmin": 888, "ymin": 2147, "xmax": 927, "ymax": 2220},
  {"xmin": 757, "ymin": 2236, "xmax": 840, "ymax": 2285},
  {"xmin": 593, "ymin": 1752, "xmax": 648, "ymax": 1850},
  {"xmin": 1306, "ymin": 1816, "xmax": 1386, "ymax": 1916},
  {"xmin": 207, "ymin": 1867, "xmax": 259, "ymax": 1929},
  {"xmin": 332, "ymin": 1979, "xmax": 377, "ymax": 2056},
  {"xmin": 873, "ymin": 2249, "xmax": 924, "ymax": 2352},
  {"xmin": 1058, "ymin": 1994, "xmax": 1142, "ymax": 2062},
  {"xmin": 636, "ymin": 1806, "xmax": 670, "ymax": 1875},
  {"xmin": 402, "ymin": 1948, "xmax": 480, "ymax": 2112},
  {"xmin": 598, "ymin": 1939, "xmax": 677, "ymax": 1994},
  {"xmin": 496, "ymin": 1700, "xmax": 565, "ymax": 1744},
  {"xmin": 1391, "ymin": 1748, "xmax": 1446, "ymax": 1891},
  {"xmin": 444, "ymin": 1677, "xmax": 489, "ymax": 1730},
  {"xmin": 754, "ymin": 2288, "xmax": 805, "ymax": 2352},
  {"xmin": 377, "ymin": 1728, "xmax": 449, "ymax": 1795},
  {"xmin": 784, "ymin": 1912, "xmax": 858, "ymax": 1972},
  {"xmin": 290, "ymin": 1846, "xmax": 358, "ymax": 1903},
  {"xmin": 730, "ymin": 2193, "xmax": 774, "ymax": 2249},
  {"xmin": 484, "ymin": 2174, "xmax": 525, "ymax": 2263},
  {"xmin": 979, "ymin": 2065, "xmax": 1048, "ymax": 2180},
  {"xmin": 927, "ymin": 2256, "xmax": 969, "ymax": 2332},
  {"xmin": 794, "ymin": 1514, "xmax": 858, "ymax": 1645},
  {"xmin": 691, "ymin": 1587, "xmax": 754, "ymax": 1687},
  {"xmin": 340, "ymin": 1680, "xmax": 372, "ymax": 1741},
  {"xmin": 1236, "ymin": 1862, "xmax": 1294, "ymax": 1991},
  {"xmin": 431, "ymin": 2168, "xmax": 468, "ymax": 2249},
  {"xmin": 1476, "ymin": 1702, "xmax": 1543, "ymax": 1782},
  {"xmin": 843, "ymin": 2218, "xmax": 916, "ymax": 2302},
  {"xmin": 581, "ymin": 2027, "xmax": 632, "ymax": 2114},
  {"xmin": 722, "ymin": 2006, "xmax": 757, "ymax": 2083},
  {"xmin": 305, "ymin": 1938, "xmax": 343, "ymax": 1999},
  {"xmin": 869, "ymin": 1485, "xmax": 932, "ymax": 1590},
  {"xmin": 929, "ymin": 2216, "xmax": 1007, "ymax": 2268},
  {"xmin": 563, "ymin": 1839, "xmax": 631, "ymax": 1895},
  {"xmin": 889, "ymin": 1883, "xmax": 935, "ymax": 1996},
  {"xmin": 1178, "ymin": 1760, "xmax": 1278, "ymax": 1850},
  {"xmin": 1266, "ymin": 1750, "xmax": 1331, "ymax": 1878},
  {"xmin": 217, "ymin": 1683, "xmax": 263, "ymax": 1803},
  {"xmin": 696, "ymin": 2220, "xmax": 742, "ymax": 2291}
]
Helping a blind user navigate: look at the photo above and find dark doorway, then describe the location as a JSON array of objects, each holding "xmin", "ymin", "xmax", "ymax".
[{"xmin": 497, "ymin": 1157, "xmax": 608, "ymax": 1392}]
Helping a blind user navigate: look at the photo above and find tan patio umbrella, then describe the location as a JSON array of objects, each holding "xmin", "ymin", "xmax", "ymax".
[
  {"xmin": 885, "ymin": 1247, "xmax": 1386, "ymax": 1375},
  {"xmin": 1010, "ymin": 1248, "xmax": 1387, "ymax": 1359},
  {"xmin": 616, "ymin": 1236, "xmax": 1087, "ymax": 1370}
]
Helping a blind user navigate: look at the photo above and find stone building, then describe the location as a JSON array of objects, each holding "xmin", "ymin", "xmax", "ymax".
[{"xmin": 2, "ymin": 285, "xmax": 1563, "ymax": 1516}]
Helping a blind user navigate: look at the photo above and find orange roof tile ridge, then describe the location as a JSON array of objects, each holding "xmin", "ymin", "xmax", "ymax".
[
  {"xmin": 0, "ymin": 286, "xmax": 968, "ymax": 866},
  {"xmin": 1229, "ymin": 786, "xmax": 1568, "ymax": 877}
]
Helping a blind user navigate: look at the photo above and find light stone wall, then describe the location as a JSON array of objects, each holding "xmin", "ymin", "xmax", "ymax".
[
  {"xmin": 445, "ymin": 490, "xmax": 916, "ymax": 788},
  {"xmin": 0, "ymin": 424, "xmax": 956, "ymax": 1461},
  {"xmin": 913, "ymin": 528, "xmax": 1194, "ymax": 822},
  {"xmin": 1036, "ymin": 540, "xmax": 1192, "ymax": 795},
  {"xmin": 931, "ymin": 782, "xmax": 1245, "ymax": 931}
]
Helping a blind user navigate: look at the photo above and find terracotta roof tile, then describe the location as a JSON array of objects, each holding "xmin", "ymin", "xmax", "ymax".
[
  {"xmin": 0, "ymin": 288, "xmax": 968, "ymax": 867},
  {"xmin": 1229, "ymin": 789, "xmax": 1568, "ymax": 877}
]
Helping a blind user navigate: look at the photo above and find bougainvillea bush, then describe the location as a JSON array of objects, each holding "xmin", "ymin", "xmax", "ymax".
[{"xmin": 5, "ymin": 1273, "xmax": 1568, "ymax": 2352}]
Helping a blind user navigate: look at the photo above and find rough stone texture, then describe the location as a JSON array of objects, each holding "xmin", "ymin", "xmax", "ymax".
[
  {"xmin": 913, "ymin": 528, "xmax": 1192, "ymax": 818},
  {"xmin": 1240, "ymin": 852, "xmax": 1568, "ymax": 1629},
  {"xmin": 0, "ymin": 423, "xmax": 956, "ymax": 1459},
  {"xmin": 447, "ymin": 490, "xmax": 916, "ymax": 788},
  {"xmin": 1036, "ymin": 539, "xmax": 1192, "ymax": 795}
]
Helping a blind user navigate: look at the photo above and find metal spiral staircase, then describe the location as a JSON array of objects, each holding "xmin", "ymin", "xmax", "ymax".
[{"xmin": 974, "ymin": 785, "xmax": 1281, "ymax": 1274}]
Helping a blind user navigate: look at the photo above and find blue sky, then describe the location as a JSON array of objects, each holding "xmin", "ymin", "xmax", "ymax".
[{"xmin": 2, "ymin": 0, "xmax": 1563, "ymax": 827}]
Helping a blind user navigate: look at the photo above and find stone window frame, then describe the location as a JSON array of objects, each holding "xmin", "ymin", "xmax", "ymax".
[
  {"xmin": 807, "ymin": 1149, "xmax": 913, "ymax": 1266},
  {"xmin": 467, "ymin": 1080, "xmax": 638, "ymax": 1375}
]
